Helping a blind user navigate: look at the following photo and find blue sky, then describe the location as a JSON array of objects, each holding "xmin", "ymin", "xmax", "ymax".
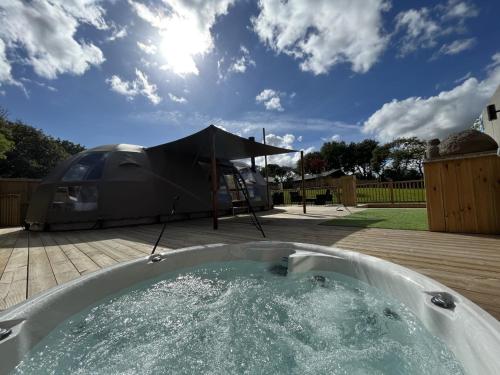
[{"xmin": 1, "ymin": 0, "xmax": 499, "ymax": 165}]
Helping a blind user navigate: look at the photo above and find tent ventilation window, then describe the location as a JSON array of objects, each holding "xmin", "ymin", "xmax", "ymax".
[{"xmin": 62, "ymin": 152, "xmax": 108, "ymax": 181}]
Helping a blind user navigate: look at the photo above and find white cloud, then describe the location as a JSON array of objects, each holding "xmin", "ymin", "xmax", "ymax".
[
  {"xmin": 260, "ymin": 133, "xmax": 314, "ymax": 167},
  {"xmin": 256, "ymin": 89, "xmax": 284, "ymax": 112},
  {"xmin": 455, "ymin": 71, "xmax": 471, "ymax": 84},
  {"xmin": 137, "ymin": 41, "xmax": 157, "ymax": 55},
  {"xmin": 106, "ymin": 69, "xmax": 161, "ymax": 105},
  {"xmin": 0, "ymin": 0, "xmax": 106, "ymax": 82},
  {"xmin": 362, "ymin": 53, "xmax": 500, "ymax": 142},
  {"xmin": 0, "ymin": 39, "xmax": 13, "ymax": 85},
  {"xmin": 107, "ymin": 26, "xmax": 128, "ymax": 42},
  {"xmin": 439, "ymin": 38, "xmax": 475, "ymax": 56},
  {"xmin": 321, "ymin": 134, "xmax": 341, "ymax": 142},
  {"xmin": 228, "ymin": 45, "xmax": 256, "ymax": 74},
  {"xmin": 395, "ymin": 8, "xmax": 441, "ymax": 56},
  {"xmin": 395, "ymin": 1, "xmax": 479, "ymax": 57},
  {"xmin": 50, "ymin": 0, "xmax": 108, "ymax": 29},
  {"xmin": 129, "ymin": 0, "xmax": 234, "ymax": 76},
  {"xmin": 441, "ymin": 0, "xmax": 479, "ymax": 21},
  {"xmin": 168, "ymin": 93, "xmax": 187, "ymax": 103},
  {"xmin": 253, "ymin": 0, "xmax": 390, "ymax": 75}
]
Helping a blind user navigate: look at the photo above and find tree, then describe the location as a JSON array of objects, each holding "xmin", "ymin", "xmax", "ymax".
[
  {"xmin": 351, "ymin": 139, "xmax": 378, "ymax": 179},
  {"xmin": 371, "ymin": 144, "xmax": 391, "ymax": 179},
  {"xmin": 376, "ymin": 137, "xmax": 426, "ymax": 180},
  {"xmin": 297, "ymin": 152, "xmax": 327, "ymax": 174},
  {"xmin": 389, "ymin": 137, "xmax": 426, "ymax": 177},
  {"xmin": 320, "ymin": 141, "xmax": 348, "ymax": 170},
  {"xmin": 0, "ymin": 108, "xmax": 86, "ymax": 178},
  {"xmin": 261, "ymin": 164, "xmax": 293, "ymax": 183}
]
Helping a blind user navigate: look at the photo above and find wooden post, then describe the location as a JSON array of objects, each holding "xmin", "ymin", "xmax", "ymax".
[
  {"xmin": 301, "ymin": 150, "xmax": 306, "ymax": 214},
  {"xmin": 210, "ymin": 130, "xmax": 218, "ymax": 230},
  {"xmin": 389, "ymin": 180, "xmax": 394, "ymax": 204},
  {"xmin": 263, "ymin": 128, "xmax": 270, "ymax": 209}
]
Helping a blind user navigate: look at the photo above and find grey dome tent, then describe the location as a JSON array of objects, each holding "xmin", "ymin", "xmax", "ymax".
[{"xmin": 25, "ymin": 125, "xmax": 294, "ymax": 231}]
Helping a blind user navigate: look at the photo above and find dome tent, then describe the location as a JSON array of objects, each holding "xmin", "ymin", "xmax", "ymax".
[{"xmin": 26, "ymin": 126, "xmax": 293, "ymax": 231}]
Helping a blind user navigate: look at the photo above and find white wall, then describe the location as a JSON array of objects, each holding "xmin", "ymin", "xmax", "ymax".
[{"xmin": 482, "ymin": 84, "xmax": 500, "ymax": 146}]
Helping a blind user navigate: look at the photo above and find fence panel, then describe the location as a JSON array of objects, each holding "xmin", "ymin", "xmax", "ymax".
[
  {"xmin": 0, "ymin": 194, "xmax": 21, "ymax": 226},
  {"xmin": 424, "ymin": 153, "xmax": 500, "ymax": 234},
  {"xmin": 356, "ymin": 180, "xmax": 425, "ymax": 203},
  {"xmin": 0, "ymin": 178, "xmax": 41, "ymax": 226}
]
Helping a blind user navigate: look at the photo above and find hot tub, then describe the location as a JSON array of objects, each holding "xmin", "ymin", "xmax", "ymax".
[{"xmin": 0, "ymin": 242, "xmax": 499, "ymax": 374}]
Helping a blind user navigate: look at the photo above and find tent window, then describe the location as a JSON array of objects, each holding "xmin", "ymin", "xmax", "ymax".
[
  {"xmin": 62, "ymin": 152, "xmax": 107, "ymax": 181},
  {"xmin": 53, "ymin": 185, "xmax": 98, "ymax": 212},
  {"xmin": 239, "ymin": 168, "xmax": 256, "ymax": 184}
]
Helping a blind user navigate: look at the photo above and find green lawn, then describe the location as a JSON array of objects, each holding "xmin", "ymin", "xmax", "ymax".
[{"xmin": 322, "ymin": 208, "xmax": 428, "ymax": 231}]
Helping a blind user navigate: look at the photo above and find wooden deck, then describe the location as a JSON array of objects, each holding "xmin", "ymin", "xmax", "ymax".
[{"xmin": 1, "ymin": 206, "xmax": 499, "ymax": 319}]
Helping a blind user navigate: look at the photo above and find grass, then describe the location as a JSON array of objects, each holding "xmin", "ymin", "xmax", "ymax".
[{"xmin": 322, "ymin": 208, "xmax": 428, "ymax": 231}]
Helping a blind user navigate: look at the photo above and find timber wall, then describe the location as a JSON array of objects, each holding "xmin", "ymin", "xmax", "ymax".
[{"xmin": 424, "ymin": 152, "xmax": 500, "ymax": 234}]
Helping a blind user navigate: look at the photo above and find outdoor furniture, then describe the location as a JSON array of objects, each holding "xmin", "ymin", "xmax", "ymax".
[
  {"xmin": 290, "ymin": 191, "xmax": 302, "ymax": 204},
  {"xmin": 314, "ymin": 194, "xmax": 327, "ymax": 205},
  {"xmin": 314, "ymin": 189, "xmax": 333, "ymax": 205},
  {"xmin": 272, "ymin": 192, "xmax": 284, "ymax": 205}
]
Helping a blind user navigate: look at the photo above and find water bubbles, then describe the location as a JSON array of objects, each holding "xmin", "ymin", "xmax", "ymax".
[{"xmin": 12, "ymin": 261, "xmax": 464, "ymax": 375}]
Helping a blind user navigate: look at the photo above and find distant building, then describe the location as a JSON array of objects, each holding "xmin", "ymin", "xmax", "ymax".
[{"xmin": 287, "ymin": 168, "xmax": 344, "ymax": 188}]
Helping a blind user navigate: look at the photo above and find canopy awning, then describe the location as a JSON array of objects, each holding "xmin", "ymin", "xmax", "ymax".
[{"xmin": 146, "ymin": 125, "xmax": 295, "ymax": 160}]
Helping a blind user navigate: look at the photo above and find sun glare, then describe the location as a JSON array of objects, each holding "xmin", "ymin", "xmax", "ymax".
[{"xmin": 158, "ymin": 13, "xmax": 212, "ymax": 76}]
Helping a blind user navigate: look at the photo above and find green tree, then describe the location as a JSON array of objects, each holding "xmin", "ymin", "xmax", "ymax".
[
  {"xmin": 320, "ymin": 141, "xmax": 348, "ymax": 170},
  {"xmin": 261, "ymin": 164, "xmax": 293, "ymax": 183},
  {"xmin": 370, "ymin": 144, "xmax": 391, "ymax": 179},
  {"xmin": 297, "ymin": 152, "xmax": 327, "ymax": 174},
  {"xmin": 0, "ymin": 108, "xmax": 85, "ymax": 178},
  {"xmin": 351, "ymin": 139, "xmax": 378, "ymax": 179}
]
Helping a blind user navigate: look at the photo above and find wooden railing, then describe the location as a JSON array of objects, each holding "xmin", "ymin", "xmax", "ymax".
[
  {"xmin": 356, "ymin": 179, "xmax": 426, "ymax": 203},
  {"xmin": 271, "ymin": 178, "xmax": 425, "ymax": 206}
]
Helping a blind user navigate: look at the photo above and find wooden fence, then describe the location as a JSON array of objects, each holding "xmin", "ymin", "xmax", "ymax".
[
  {"xmin": 271, "ymin": 176, "xmax": 424, "ymax": 206},
  {"xmin": 424, "ymin": 152, "xmax": 500, "ymax": 234},
  {"xmin": 356, "ymin": 179, "xmax": 425, "ymax": 204},
  {"xmin": 0, "ymin": 178, "xmax": 41, "ymax": 227},
  {"xmin": 271, "ymin": 176, "xmax": 357, "ymax": 207}
]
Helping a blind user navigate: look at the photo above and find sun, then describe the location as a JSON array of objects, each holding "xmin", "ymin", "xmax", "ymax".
[{"xmin": 158, "ymin": 13, "xmax": 212, "ymax": 77}]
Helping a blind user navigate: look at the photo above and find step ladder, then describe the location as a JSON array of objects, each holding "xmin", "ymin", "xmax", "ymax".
[{"xmin": 232, "ymin": 168, "xmax": 266, "ymax": 238}]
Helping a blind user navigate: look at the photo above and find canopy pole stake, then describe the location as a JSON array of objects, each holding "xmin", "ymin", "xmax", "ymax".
[
  {"xmin": 211, "ymin": 128, "xmax": 219, "ymax": 230},
  {"xmin": 301, "ymin": 150, "xmax": 306, "ymax": 214},
  {"xmin": 151, "ymin": 196, "xmax": 179, "ymax": 255},
  {"xmin": 263, "ymin": 128, "xmax": 270, "ymax": 209}
]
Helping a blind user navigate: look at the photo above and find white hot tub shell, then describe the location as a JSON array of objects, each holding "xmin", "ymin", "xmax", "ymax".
[{"xmin": 0, "ymin": 241, "xmax": 499, "ymax": 374}]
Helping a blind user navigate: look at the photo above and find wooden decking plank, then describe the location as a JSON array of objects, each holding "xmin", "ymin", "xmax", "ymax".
[
  {"xmin": 51, "ymin": 233, "xmax": 100, "ymax": 275},
  {"xmin": 40, "ymin": 233, "xmax": 81, "ymax": 285},
  {"xmin": 60, "ymin": 232, "xmax": 118, "ymax": 268},
  {"xmin": 27, "ymin": 232, "xmax": 57, "ymax": 298},
  {"xmin": 0, "ymin": 231, "xmax": 29, "ymax": 309}
]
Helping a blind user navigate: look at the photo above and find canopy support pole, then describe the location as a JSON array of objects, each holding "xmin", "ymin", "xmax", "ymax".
[
  {"xmin": 211, "ymin": 130, "xmax": 218, "ymax": 230},
  {"xmin": 263, "ymin": 128, "xmax": 270, "ymax": 209},
  {"xmin": 301, "ymin": 150, "xmax": 306, "ymax": 214}
]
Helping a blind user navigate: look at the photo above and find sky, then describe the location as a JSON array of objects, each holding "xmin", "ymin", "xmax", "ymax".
[{"xmin": 0, "ymin": 0, "xmax": 499, "ymax": 166}]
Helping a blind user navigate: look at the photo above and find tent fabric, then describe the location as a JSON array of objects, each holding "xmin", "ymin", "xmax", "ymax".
[
  {"xmin": 147, "ymin": 125, "xmax": 295, "ymax": 160},
  {"xmin": 26, "ymin": 126, "xmax": 293, "ymax": 231}
]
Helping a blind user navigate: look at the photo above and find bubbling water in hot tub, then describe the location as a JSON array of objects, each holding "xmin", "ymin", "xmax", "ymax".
[{"xmin": 13, "ymin": 260, "xmax": 464, "ymax": 375}]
